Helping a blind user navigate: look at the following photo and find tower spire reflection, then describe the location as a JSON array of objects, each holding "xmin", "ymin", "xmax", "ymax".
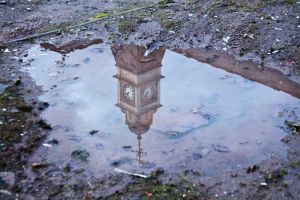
[{"xmin": 112, "ymin": 44, "xmax": 165, "ymax": 164}]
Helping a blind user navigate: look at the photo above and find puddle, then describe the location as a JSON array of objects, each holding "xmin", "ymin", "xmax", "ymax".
[
  {"xmin": 22, "ymin": 43, "xmax": 300, "ymax": 177},
  {"xmin": 0, "ymin": 83, "xmax": 8, "ymax": 94}
]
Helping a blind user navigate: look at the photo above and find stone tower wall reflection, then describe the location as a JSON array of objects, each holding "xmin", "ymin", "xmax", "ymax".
[{"xmin": 112, "ymin": 45, "xmax": 165, "ymax": 164}]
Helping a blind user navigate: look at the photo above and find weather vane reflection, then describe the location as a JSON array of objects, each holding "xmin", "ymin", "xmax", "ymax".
[{"xmin": 112, "ymin": 44, "xmax": 165, "ymax": 164}]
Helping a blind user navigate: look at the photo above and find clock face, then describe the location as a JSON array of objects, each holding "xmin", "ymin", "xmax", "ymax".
[
  {"xmin": 122, "ymin": 83, "xmax": 135, "ymax": 100},
  {"xmin": 143, "ymin": 85, "xmax": 154, "ymax": 100}
]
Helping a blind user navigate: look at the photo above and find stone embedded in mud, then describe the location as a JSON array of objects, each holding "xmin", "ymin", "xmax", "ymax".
[
  {"xmin": 46, "ymin": 138, "xmax": 59, "ymax": 145},
  {"xmin": 71, "ymin": 149, "xmax": 90, "ymax": 161},
  {"xmin": 95, "ymin": 143, "xmax": 104, "ymax": 151},
  {"xmin": 37, "ymin": 102, "xmax": 49, "ymax": 111},
  {"xmin": 286, "ymin": 121, "xmax": 300, "ymax": 133},
  {"xmin": 0, "ymin": 42, "xmax": 6, "ymax": 52},
  {"xmin": 142, "ymin": 161, "xmax": 156, "ymax": 169},
  {"xmin": 200, "ymin": 148, "xmax": 210, "ymax": 157},
  {"xmin": 213, "ymin": 144, "xmax": 231, "ymax": 152},
  {"xmin": 111, "ymin": 157, "xmax": 132, "ymax": 167},
  {"xmin": 37, "ymin": 119, "xmax": 52, "ymax": 130},
  {"xmin": 192, "ymin": 153, "xmax": 202, "ymax": 160},
  {"xmin": 16, "ymin": 105, "xmax": 33, "ymax": 112},
  {"xmin": 82, "ymin": 57, "xmax": 90, "ymax": 63}
]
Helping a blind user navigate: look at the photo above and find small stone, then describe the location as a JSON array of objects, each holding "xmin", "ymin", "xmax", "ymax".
[
  {"xmin": 82, "ymin": 57, "xmax": 90, "ymax": 63},
  {"xmin": 95, "ymin": 143, "xmax": 104, "ymax": 150},
  {"xmin": 260, "ymin": 182, "xmax": 267, "ymax": 186},
  {"xmin": 213, "ymin": 144, "xmax": 231, "ymax": 152},
  {"xmin": 0, "ymin": 42, "xmax": 6, "ymax": 51},
  {"xmin": 192, "ymin": 107, "xmax": 200, "ymax": 114},
  {"xmin": 200, "ymin": 148, "xmax": 210, "ymax": 157}
]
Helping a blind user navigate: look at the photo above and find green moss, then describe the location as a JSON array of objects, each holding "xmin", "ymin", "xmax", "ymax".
[
  {"xmin": 260, "ymin": 13, "xmax": 272, "ymax": 20},
  {"xmin": 158, "ymin": 0, "xmax": 175, "ymax": 6},
  {"xmin": 0, "ymin": 91, "xmax": 11, "ymax": 101},
  {"xmin": 107, "ymin": 175, "xmax": 207, "ymax": 199},
  {"xmin": 154, "ymin": 10, "xmax": 181, "ymax": 31},
  {"xmin": 289, "ymin": 161, "xmax": 299, "ymax": 169},
  {"xmin": 286, "ymin": 0, "xmax": 296, "ymax": 5},
  {"xmin": 118, "ymin": 19, "xmax": 137, "ymax": 34},
  {"xmin": 94, "ymin": 12, "xmax": 109, "ymax": 19},
  {"xmin": 38, "ymin": 22, "xmax": 72, "ymax": 34},
  {"xmin": 239, "ymin": 50, "xmax": 246, "ymax": 57},
  {"xmin": 265, "ymin": 169, "xmax": 288, "ymax": 182},
  {"xmin": 63, "ymin": 184, "xmax": 73, "ymax": 190}
]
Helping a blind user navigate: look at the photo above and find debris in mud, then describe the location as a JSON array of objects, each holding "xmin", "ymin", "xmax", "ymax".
[
  {"xmin": 46, "ymin": 138, "xmax": 59, "ymax": 145},
  {"xmin": 31, "ymin": 161, "xmax": 48, "ymax": 169},
  {"xmin": 192, "ymin": 153, "xmax": 202, "ymax": 160},
  {"xmin": 213, "ymin": 144, "xmax": 231, "ymax": 152},
  {"xmin": 16, "ymin": 105, "xmax": 33, "ymax": 112},
  {"xmin": 286, "ymin": 121, "xmax": 300, "ymax": 134},
  {"xmin": 37, "ymin": 119, "xmax": 52, "ymax": 130},
  {"xmin": 265, "ymin": 169, "xmax": 288, "ymax": 183},
  {"xmin": 0, "ymin": 42, "xmax": 6, "ymax": 52},
  {"xmin": 42, "ymin": 143, "xmax": 52, "ymax": 148},
  {"xmin": 37, "ymin": 102, "xmax": 49, "ymax": 111},
  {"xmin": 122, "ymin": 145, "xmax": 132, "ymax": 149},
  {"xmin": 71, "ymin": 149, "xmax": 90, "ymax": 161},
  {"xmin": 111, "ymin": 157, "xmax": 132, "ymax": 167},
  {"xmin": 114, "ymin": 168, "xmax": 147, "ymax": 178},
  {"xmin": 192, "ymin": 107, "xmax": 200, "ymax": 114},
  {"xmin": 89, "ymin": 130, "xmax": 99, "ymax": 135},
  {"xmin": 260, "ymin": 182, "xmax": 268, "ymax": 187},
  {"xmin": 246, "ymin": 165, "xmax": 259, "ymax": 173},
  {"xmin": 14, "ymin": 79, "xmax": 21, "ymax": 86}
]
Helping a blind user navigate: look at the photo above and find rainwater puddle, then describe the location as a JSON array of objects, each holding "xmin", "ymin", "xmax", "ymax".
[
  {"xmin": 0, "ymin": 83, "xmax": 8, "ymax": 94},
  {"xmin": 23, "ymin": 43, "xmax": 300, "ymax": 177}
]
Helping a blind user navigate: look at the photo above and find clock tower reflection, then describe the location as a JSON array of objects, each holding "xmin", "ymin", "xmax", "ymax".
[{"xmin": 112, "ymin": 44, "xmax": 165, "ymax": 164}]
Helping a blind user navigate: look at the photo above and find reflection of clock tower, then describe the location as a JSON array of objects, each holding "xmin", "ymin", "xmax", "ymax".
[{"xmin": 112, "ymin": 44, "xmax": 165, "ymax": 164}]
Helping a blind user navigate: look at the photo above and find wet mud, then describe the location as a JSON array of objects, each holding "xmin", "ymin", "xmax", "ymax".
[{"xmin": 0, "ymin": 0, "xmax": 300, "ymax": 199}]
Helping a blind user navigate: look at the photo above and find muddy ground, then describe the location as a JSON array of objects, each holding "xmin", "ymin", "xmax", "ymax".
[{"xmin": 0, "ymin": 0, "xmax": 300, "ymax": 199}]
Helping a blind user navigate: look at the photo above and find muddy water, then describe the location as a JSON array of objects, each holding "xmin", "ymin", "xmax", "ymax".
[{"xmin": 23, "ymin": 43, "xmax": 300, "ymax": 177}]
